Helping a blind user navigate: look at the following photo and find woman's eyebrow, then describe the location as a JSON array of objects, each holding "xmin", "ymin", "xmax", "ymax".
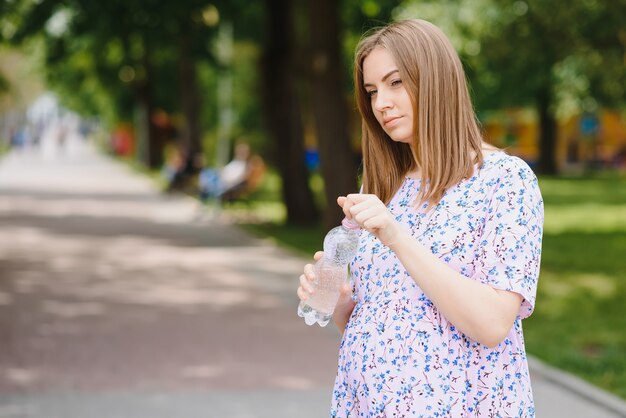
[{"xmin": 363, "ymin": 69, "xmax": 400, "ymax": 88}]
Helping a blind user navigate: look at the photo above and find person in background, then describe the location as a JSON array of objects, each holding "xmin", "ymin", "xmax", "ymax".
[
  {"xmin": 198, "ymin": 142, "xmax": 252, "ymax": 200},
  {"xmin": 297, "ymin": 19, "xmax": 544, "ymax": 417},
  {"xmin": 219, "ymin": 142, "xmax": 252, "ymax": 193}
]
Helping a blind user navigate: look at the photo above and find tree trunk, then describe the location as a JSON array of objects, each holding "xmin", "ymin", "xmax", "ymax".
[
  {"xmin": 135, "ymin": 79, "xmax": 160, "ymax": 168},
  {"xmin": 128, "ymin": 38, "xmax": 162, "ymax": 169},
  {"xmin": 536, "ymin": 86, "xmax": 558, "ymax": 174},
  {"xmin": 309, "ymin": 0, "xmax": 358, "ymax": 230},
  {"xmin": 138, "ymin": 44, "xmax": 165, "ymax": 169},
  {"xmin": 261, "ymin": 0, "xmax": 319, "ymax": 225},
  {"xmin": 178, "ymin": 33, "xmax": 203, "ymax": 171}
]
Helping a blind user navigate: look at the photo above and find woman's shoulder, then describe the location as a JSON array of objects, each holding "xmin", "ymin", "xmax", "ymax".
[
  {"xmin": 480, "ymin": 151, "xmax": 538, "ymax": 183},
  {"xmin": 478, "ymin": 151, "xmax": 543, "ymax": 209}
]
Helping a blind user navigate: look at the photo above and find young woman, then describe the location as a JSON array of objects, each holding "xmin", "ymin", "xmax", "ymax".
[{"xmin": 297, "ymin": 19, "xmax": 543, "ymax": 417}]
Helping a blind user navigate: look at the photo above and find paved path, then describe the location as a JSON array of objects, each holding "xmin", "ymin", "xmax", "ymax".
[{"xmin": 0, "ymin": 141, "xmax": 625, "ymax": 417}]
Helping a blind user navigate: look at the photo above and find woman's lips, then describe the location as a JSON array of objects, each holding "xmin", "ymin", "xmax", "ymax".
[{"xmin": 383, "ymin": 116, "xmax": 401, "ymax": 127}]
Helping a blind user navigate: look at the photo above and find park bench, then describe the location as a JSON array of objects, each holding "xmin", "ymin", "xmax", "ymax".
[{"xmin": 198, "ymin": 155, "xmax": 266, "ymax": 203}]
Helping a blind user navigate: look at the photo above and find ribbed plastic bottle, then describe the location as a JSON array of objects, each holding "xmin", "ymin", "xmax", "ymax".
[{"xmin": 298, "ymin": 218, "xmax": 361, "ymax": 327}]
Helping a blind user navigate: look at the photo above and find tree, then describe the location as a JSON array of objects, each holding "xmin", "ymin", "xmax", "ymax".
[
  {"xmin": 399, "ymin": 0, "xmax": 626, "ymax": 174},
  {"xmin": 261, "ymin": 0, "xmax": 319, "ymax": 225},
  {"xmin": 480, "ymin": 0, "xmax": 624, "ymax": 173},
  {"xmin": 308, "ymin": 0, "xmax": 358, "ymax": 229},
  {"xmin": 5, "ymin": 0, "xmax": 169, "ymax": 166},
  {"xmin": 308, "ymin": 0, "xmax": 402, "ymax": 229},
  {"xmin": 4, "ymin": 0, "xmax": 230, "ymax": 170}
]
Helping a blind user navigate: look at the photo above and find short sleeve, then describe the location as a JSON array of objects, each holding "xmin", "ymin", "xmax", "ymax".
[{"xmin": 472, "ymin": 157, "xmax": 544, "ymax": 319}]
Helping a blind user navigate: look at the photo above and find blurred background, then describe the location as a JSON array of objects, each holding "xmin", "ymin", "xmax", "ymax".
[
  {"xmin": 2, "ymin": 0, "xmax": 625, "ymax": 226},
  {"xmin": 0, "ymin": 0, "xmax": 625, "ymax": 416}
]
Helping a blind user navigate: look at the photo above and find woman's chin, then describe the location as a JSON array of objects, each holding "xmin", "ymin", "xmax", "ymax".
[{"xmin": 387, "ymin": 135, "xmax": 413, "ymax": 144}]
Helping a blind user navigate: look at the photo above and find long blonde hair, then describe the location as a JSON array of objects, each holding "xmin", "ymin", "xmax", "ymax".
[{"xmin": 355, "ymin": 19, "xmax": 484, "ymax": 207}]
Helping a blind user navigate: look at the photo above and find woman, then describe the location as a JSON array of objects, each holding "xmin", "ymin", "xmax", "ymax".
[{"xmin": 297, "ymin": 19, "xmax": 543, "ymax": 417}]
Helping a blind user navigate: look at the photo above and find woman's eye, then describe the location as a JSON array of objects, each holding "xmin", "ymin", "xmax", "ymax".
[
  {"xmin": 366, "ymin": 90, "xmax": 377, "ymax": 97},
  {"xmin": 391, "ymin": 79, "xmax": 402, "ymax": 87}
]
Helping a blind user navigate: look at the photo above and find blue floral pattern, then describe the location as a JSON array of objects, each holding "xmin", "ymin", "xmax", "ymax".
[{"xmin": 331, "ymin": 152, "xmax": 543, "ymax": 417}]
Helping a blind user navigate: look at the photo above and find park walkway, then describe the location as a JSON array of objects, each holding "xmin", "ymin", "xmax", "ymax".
[{"xmin": 0, "ymin": 138, "xmax": 625, "ymax": 417}]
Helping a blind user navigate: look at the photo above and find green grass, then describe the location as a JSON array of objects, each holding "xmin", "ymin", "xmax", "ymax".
[
  {"xmin": 230, "ymin": 173, "xmax": 626, "ymax": 399},
  {"xmin": 118, "ymin": 155, "xmax": 169, "ymax": 190},
  {"xmin": 0, "ymin": 141, "xmax": 9, "ymax": 158},
  {"xmin": 232, "ymin": 169, "xmax": 326, "ymax": 255},
  {"xmin": 525, "ymin": 176, "xmax": 626, "ymax": 398},
  {"xmin": 241, "ymin": 222, "xmax": 325, "ymax": 257}
]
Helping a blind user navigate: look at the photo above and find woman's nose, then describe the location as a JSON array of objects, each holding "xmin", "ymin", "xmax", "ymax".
[{"xmin": 373, "ymin": 90, "xmax": 392, "ymax": 112}]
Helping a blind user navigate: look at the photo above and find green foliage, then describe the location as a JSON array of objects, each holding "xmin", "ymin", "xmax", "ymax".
[
  {"xmin": 197, "ymin": 39, "xmax": 267, "ymax": 165},
  {"xmin": 0, "ymin": 140, "xmax": 9, "ymax": 157},
  {"xmin": 2, "ymin": 0, "xmax": 238, "ymax": 120},
  {"xmin": 510, "ymin": 175, "xmax": 626, "ymax": 398},
  {"xmin": 236, "ymin": 169, "xmax": 325, "ymax": 254},
  {"xmin": 42, "ymin": 34, "xmax": 134, "ymax": 124},
  {"xmin": 397, "ymin": 0, "xmax": 626, "ymax": 116},
  {"xmin": 342, "ymin": 0, "xmax": 403, "ymax": 92},
  {"xmin": 0, "ymin": 71, "xmax": 8, "ymax": 94},
  {"xmin": 1, "ymin": 0, "xmax": 270, "ymax": 169}
]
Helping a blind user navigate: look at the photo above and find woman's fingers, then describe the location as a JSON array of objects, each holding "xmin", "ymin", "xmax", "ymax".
[
  {"xmin": 297, "ymin": 285, "xmax": 309, "ymax": 301},
  {"xmin": 297, "ymin": 255, "xmax": 323, "ymax": 302},
  {"xmin": 352, "ymin": 207, "xmax": 381, "ymax": 226},
  {"xmin": 339, "ymin": 194, "xmax": 381, "ymax": 221},
  {"xmin": 349, "ymin": 202, "xmax": 390, "ymax": 233},
  {"xmin": 304, "ymin": 263, "xmax": 316, "ymax": 279},
  {"xmin": 340, "ymin": 193, "xmax": 399, "ymax": 246},
  {"xmin": 299, "ymin": 273, "xmax": 315, "ymax": 295},
  {"xmin": 337, "ymin": 196, "xmax": 353, "ymax": 219},
  {"xmin": 346, "ymin": 193, "xmax": 373, "ymax": 204},
  {"xmin": 363, "ymin": 213, "xmax": 389, "ymax": 230}
]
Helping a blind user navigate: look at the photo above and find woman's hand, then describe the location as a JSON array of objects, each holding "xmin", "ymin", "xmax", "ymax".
[
  {"xmin": 297, "ymin": 251, "xmax": 353, "ymax": 304},
  {"xmin": 297, "ymin": 251, "xmax": 324, "ymax": 302},
  {"xmin": 297, "ymin": 251, "xmax": 356, "ymax": 331},
  {"xmin": 338, "ymin": 194, "xmax": 402, "ymax": 247}
]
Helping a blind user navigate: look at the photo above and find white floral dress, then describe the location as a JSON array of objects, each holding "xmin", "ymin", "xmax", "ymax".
[{"xmin": 331, "ymin": 152, "xmax": 544, "ymax": 417}]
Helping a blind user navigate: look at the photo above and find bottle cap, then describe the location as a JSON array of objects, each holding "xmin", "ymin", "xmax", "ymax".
[{"xmin": 341, "ymin": 217, "xmax": 360, "ymax": 229}]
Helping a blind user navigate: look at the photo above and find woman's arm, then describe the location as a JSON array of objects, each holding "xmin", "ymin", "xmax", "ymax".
[
  {"xmin": 390, "ymin": 229, "xmax": 522, "ymax": 347},
  {"xmin": 338, "ymin": 194, "xmax": 523, "ymax": 348}
]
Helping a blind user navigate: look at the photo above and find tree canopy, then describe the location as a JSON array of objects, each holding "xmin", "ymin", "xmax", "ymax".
[{"xmin": 1, "ymin": 0, "xmax": 624, "ymax": 222}]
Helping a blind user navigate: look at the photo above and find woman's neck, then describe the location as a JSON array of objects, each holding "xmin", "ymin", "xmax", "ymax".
[{"xmin": 405, "ymin": 169, "xmax": 421, "ymax": 179}]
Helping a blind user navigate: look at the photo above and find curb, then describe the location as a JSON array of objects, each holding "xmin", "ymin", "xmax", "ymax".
[{"xmin": 528, "ymin": 356, "xmax": 626, "ymax": 417}]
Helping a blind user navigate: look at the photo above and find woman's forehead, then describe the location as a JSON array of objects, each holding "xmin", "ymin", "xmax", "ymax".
[{"xmin": 362, "ymin": 48, "xmax": 399, "ymax": 83}]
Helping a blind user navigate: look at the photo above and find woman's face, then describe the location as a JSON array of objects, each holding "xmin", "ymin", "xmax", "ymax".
[{"xmin": 362, "ymin": 47, "xmax": 414, "ymax": 144}]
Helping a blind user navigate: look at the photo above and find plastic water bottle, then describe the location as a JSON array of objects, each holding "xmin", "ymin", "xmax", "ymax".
[{"xmin": 298, "ymin": 218, "xmax": 361, "ymax": 327}]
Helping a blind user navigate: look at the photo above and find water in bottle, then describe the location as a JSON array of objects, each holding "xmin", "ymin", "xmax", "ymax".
[{"xmin": 298, "ymin": 218, "xmax": 361, "ymax": 327}]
